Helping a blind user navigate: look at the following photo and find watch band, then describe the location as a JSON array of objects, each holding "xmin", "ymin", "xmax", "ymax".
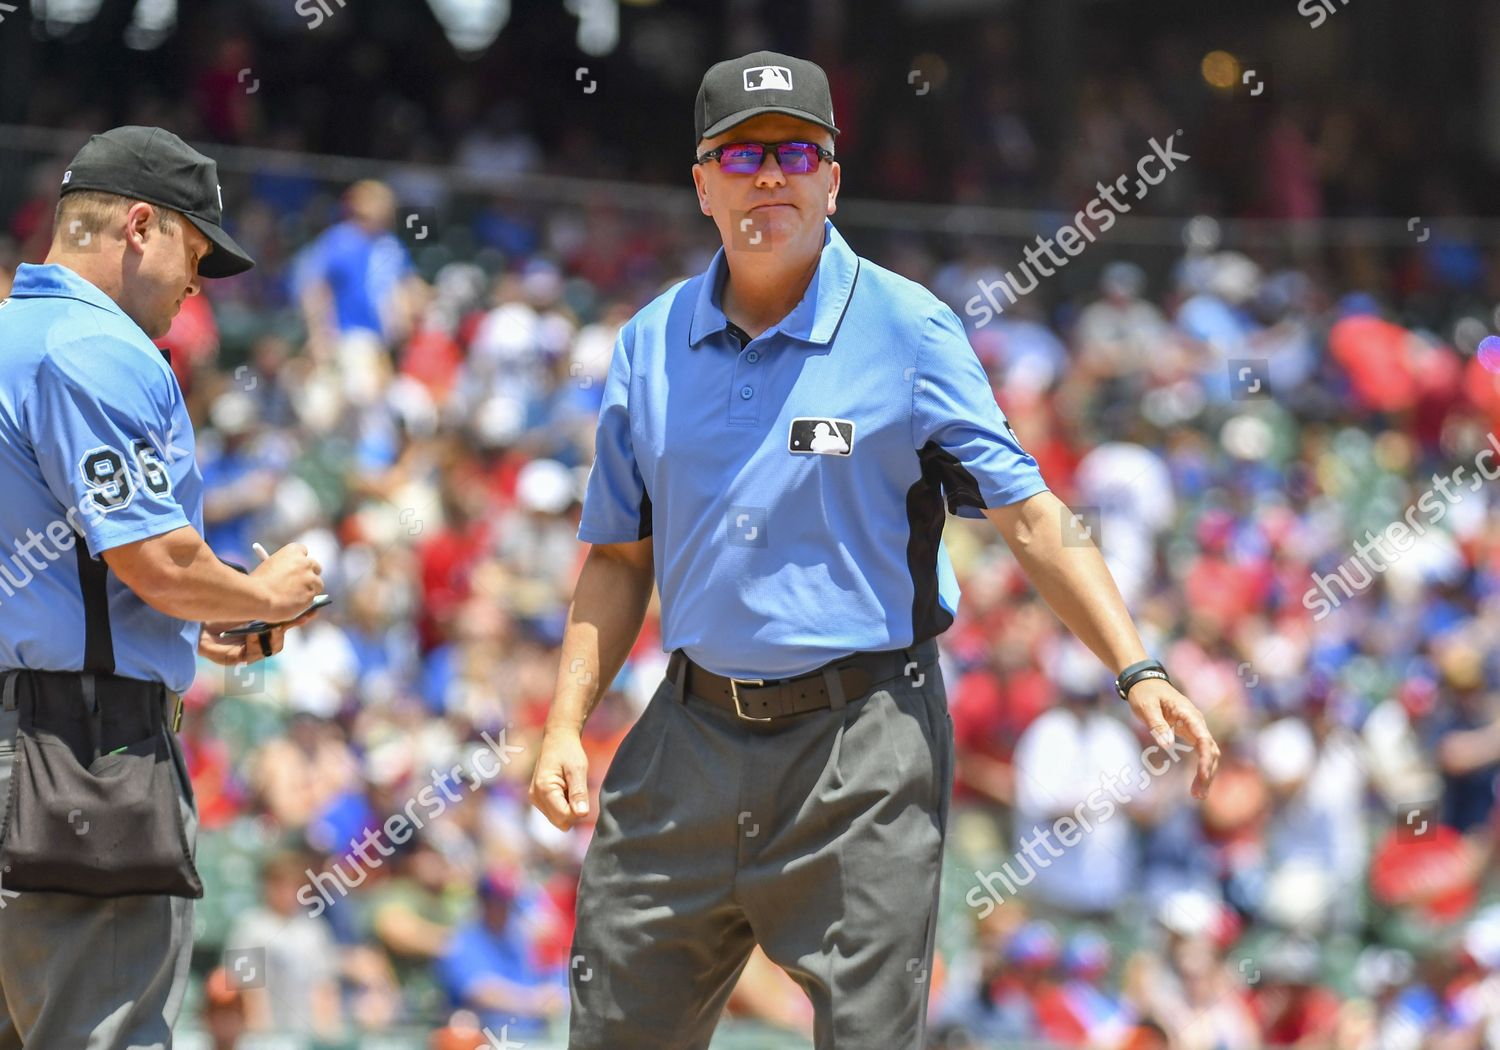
[{"xmin": 1116, "ymin": 658, "xmax": 1170, "ymax": 701}]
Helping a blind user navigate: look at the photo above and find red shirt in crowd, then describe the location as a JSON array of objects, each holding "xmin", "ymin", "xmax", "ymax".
[
  {"xmin": 949, "ymin": 665, "xmax": 1051, "ymax": 804},
  {"xmin": 1250, "ymin": 984, "xmax": 1343, "ymax": 1046}
]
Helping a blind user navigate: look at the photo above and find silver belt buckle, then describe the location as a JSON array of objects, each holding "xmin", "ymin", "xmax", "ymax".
[{"xmin": 729, "ymin": 678, "xmax": 773, "ymax": 721}]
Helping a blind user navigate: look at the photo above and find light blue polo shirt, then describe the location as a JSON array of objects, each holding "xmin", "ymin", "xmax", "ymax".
[
  {"xmin": 0, "ymin": 263, "xmax": 205, "ymax": 693},
  {"xmin": 578, "ymin": 220, "xmax": 1049, "ymax": 679}
]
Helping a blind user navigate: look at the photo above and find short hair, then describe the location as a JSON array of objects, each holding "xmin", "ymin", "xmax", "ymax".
[
  {"xmin": 344, "ymin": 179, "xmax": 395, "ymax": 222},
  {"xmin": 53, "ymin": 190, "xmax": 180, "ymax": 243},
  {"xmin": 261, "ymin": 849, "xmax": 313, "ymax": 883}
]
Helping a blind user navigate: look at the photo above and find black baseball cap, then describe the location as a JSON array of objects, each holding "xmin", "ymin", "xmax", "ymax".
[
  {"xmin": 694, "ymin": 50, "xmax": 840, "ymax": 144},
  {"xmin": 59, "ymin": 126, "xmax": 255, "ymax": 278}
]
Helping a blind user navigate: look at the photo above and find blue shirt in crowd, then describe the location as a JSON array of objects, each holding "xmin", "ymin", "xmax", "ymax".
[{"xmin": 290, "ymin": 220, "xmax": 413, "ymax": 340}]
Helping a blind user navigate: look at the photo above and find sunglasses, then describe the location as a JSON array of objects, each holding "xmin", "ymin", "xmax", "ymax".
[{"xmin": 695, "ymin": 140, "xmax": 835, "ymax": 175}]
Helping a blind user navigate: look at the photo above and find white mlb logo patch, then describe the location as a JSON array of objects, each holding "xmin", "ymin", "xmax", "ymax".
[
  {"xmin": 788, "ymin": 417, "xmax": 854, "ymax": 456},
  {"xmin": 744, "ymin": 66, "xmax": 794, "ymax": 92}
]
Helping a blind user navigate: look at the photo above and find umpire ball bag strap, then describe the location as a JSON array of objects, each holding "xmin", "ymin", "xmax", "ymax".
[{"xmin": 0, "ymin": 669, "xmax": 202, "ymax": 898}]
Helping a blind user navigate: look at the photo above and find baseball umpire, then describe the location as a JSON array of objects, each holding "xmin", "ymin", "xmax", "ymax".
[
  {"xmin": 529, "ymin": 51, "xmax": 1222, "ymax": 1049},
  {"xmin": 0, "ymin": 126, "xmax": 323, "ymax": 1047}
]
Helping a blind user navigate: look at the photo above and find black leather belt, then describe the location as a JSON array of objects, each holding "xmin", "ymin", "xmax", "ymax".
[
  {"xmin": 667, "ymin": 640, "xmax": 936, "ymax": 722},
  {"xmin": 1, "ymin": 669, "xmax": 182, "ymax": 734}
]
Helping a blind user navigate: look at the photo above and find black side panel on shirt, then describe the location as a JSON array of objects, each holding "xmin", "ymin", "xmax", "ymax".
[
  {"xmin": 637, "ymin": 488, "xmax": 653, "ymax": 541},
  {"xmin": 924, "ymin": 441, "xmax": 987, "ymax": 515},
  {"xmin": 74, "ymin": 540, "xmax": 115, "ymax": 674},
  {"xmin": 906, "ymin": 442, "xmax": 990, "ymax": 645},
  {"xmin": 904, "ymin": 443, "xmax": 952, "ymax": 645}
]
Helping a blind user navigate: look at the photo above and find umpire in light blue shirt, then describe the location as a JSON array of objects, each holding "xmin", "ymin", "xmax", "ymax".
[
  {"xmin": 0, "ymin": 127, "xmax": 323, "ymax": 1048},
  {"xmin": 529, "ymin": 52, "xmax": 1222, "ymax": 1050}
]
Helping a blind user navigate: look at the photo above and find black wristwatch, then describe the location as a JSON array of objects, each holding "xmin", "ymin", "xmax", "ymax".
[{"xmin": 1116, "ymin": 658, "xmax": 1171, "ymax": 701}]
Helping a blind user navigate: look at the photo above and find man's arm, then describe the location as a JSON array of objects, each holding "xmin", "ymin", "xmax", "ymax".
[
  {"xmin": 546, "ymin": 537, "xmax": 654, "ymax": 733},
  {"xmin": 954, "ymin": 752, "xmax": 1015, "ymax": 807},
  {"xmin": 984, "ymin": 490, "xmax": 1148, "ymax": 676},
  {"xmin": 202, "ymin": 470, "xmax": 277, "ymax": 524},
  {"xmin": 291, "ymin": 236, "xmax": 339, "ymax": 364},
  {"xmin": 103, "ymin": 525, "xmax": 323, "ymax": 625},
  {"xmin": 465, "ymin": 975, "xmax": 566, "ymax": 1019},
  {"xmin": 1437, "ymin": 719, "xmax": 1500, "ymax": 776},
  {"xmin": 985, "ymin": 489, "xmax": 1220, "ymax": 797},
  {"xmin": 529, "ymin": 537, "xmax": 654, "ymax": 829},
  {"xmin": 24, "ymin": 338, "xmax": 321, "ymax": 629}
]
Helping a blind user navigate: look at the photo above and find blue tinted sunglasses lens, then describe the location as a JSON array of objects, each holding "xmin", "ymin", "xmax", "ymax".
[
  {"xmin": 719, "ymin": 144, "xmax": 766, "ymax": 173},
  {"xmin": 775, "ymin": 143, "xmax": 821, "ymax": 173},
  {"xmin": 712, "ymin": 143, "xmax": 825, "ymax": 173}
]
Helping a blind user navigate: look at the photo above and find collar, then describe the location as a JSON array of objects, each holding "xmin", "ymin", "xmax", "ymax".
[
  {"xmin": 689, "ymin": 218, "xmax": 860, "ymax": 349},
  {"xmin": 8, "ymin": 262, "xmax": 170, "ymax": 362},
  {"xmin": 8, "ymin": 262, "xmax": 135, "ymax": 320}
]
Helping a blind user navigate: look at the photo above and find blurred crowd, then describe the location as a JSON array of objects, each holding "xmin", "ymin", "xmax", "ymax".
[
  {"xmin": 6, "ymin": 3, "xmax": 1487, "ymax": 223},
  {"xmin": 3, "ymin": 148, "xmax": 1500, "ymax": 1046},
  {"xmin": 2, "ymin": 11, "xmax": 1500, "ymax": 1047}
]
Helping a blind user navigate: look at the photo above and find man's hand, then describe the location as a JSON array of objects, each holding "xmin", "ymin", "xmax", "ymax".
[
  {"xmin": 529, "ymin": 727, "xmax": 591, "ymax": 830},
  {"xmin": 198, "ymin": 606, "xmax": 322, "ymax": 666},
  {"xmin": 1124, "ymin": 677, "xmax": 1220, "ymax": 799},
  {"xmin": 985, "ymin": 493, "xmax": 1221, "ymax": 801},
  {"xmin": 250, "ymin": 543, "xmax": 324, "ymax": 622}
]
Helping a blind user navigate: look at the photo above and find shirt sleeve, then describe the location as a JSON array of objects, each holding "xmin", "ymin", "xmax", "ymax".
[
  {"xmin": 288, "ymin": 232, "xmax": 329, "ymax": 298},
  {"xmin": 26, "ymin": 339, "xmax": 189, "ymax": 557},
  {"xmin": 912, "ymin": 305, "xmax": 1049, "ymax": 518},
  {"xmin": 435, "ymin": 933, "xmax": 472, "ymax": 1001},
  {"xmin": 577, "ymin": 328, "xmax": 652, "ymax": 544}
]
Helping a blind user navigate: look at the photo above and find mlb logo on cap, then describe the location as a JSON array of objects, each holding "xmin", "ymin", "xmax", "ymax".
[
  {"xmin": 743, "ymin": 65, "xmax": 793, "ymax": 91},
  {"xmin": 694, "ymin": 50, "xmax": 840, "ymax": 143}
]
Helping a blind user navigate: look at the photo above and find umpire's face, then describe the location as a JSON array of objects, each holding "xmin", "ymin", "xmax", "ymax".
[
  {"xmin": 120, "ymin": 202, "xmax": 212, "ymax": 339},
  {"xmin": 692, "ymin": 113, "xmax": 840, "ymax": 260}
]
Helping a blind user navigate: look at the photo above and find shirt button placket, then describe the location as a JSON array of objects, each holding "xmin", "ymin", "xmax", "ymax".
[{"xmin": 729, "ymin": 337, "xmax": 760, "ymax": 425}]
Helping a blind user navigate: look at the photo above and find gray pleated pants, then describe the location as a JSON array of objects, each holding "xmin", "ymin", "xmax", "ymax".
[{"xmin": 568, "ymin": 637, "xmax": 953, "ymax": 1050}]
